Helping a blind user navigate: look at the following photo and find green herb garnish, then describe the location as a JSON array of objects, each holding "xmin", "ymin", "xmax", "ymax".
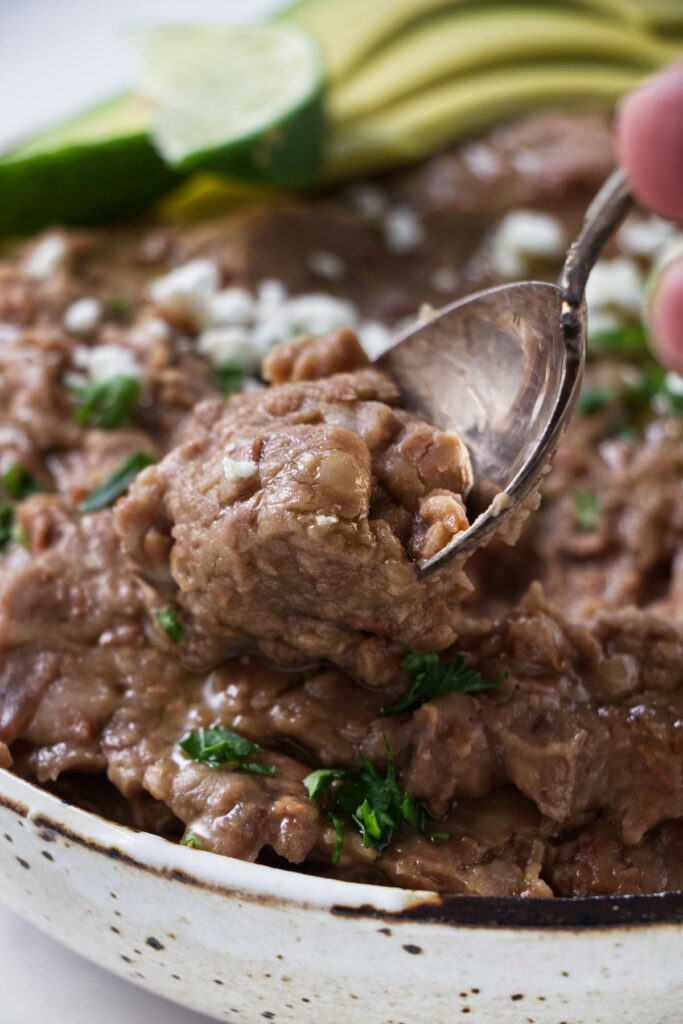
[
  {"xmin": 108, "ymin": 295, "xmax": 131, "ymax": 320},
  {"xmin": 81, "ymin": 451, "xmax": 155, "ymax": 514},
  {"xmin": 1, "ymin": 464, "xmax": 42, "ymax": 499},
  {"xmin": 624, "ymin": 365, "xmax": 683, "ymax": 418},
  {"xmin": 72, "ymin": 375, "xmax": 141, "ymax": 429},
  {"xmin": 382, "ymin": 652, "xmax": 498, "ymax": 716},
  {"xmin": 328, "ymin": 812, "xmax": 345, "ymax": 866},
  {"xmin": 182, "ymin": 832, "xmax": 203, "ymax": 849},
  {"xmin": 577, "ymin": 385, "xmax": 615, "ymax": 416},
  {"xmin": 588, "ymin": 323, "xmax": 647, "ymax": 356},
  {"xmin": 179, "ymin": 727, "xmax": 275, "ymax": 776},
  {"xmin": 428, "ymin": 831, "xmax": 452, "ymax": 841},
  {"xmin": 216, "ymin": 359, "xmax": 244, "ymax": 398},
  {"xmin": 574, "ymin": 489, "xmax": 600, "ymax": 532},
  {"xmin": 304, "ymin": 738, "xmax": 422, "ymax": 855},
  {"xmin": 155, "ymin": 605, "xmax": 183, "ymax": 644},
  {"xmin": 0, "ymin": 502, "xmax": 15, "ymax": 552}
]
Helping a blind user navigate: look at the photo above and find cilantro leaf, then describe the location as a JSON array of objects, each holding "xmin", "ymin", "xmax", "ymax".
[
  {"xmin": 573, "ymin": 489, "xmax": 600, "ymax": 532},
  {"xmin": 155, "ymin": 605, "xmax": 184, "ymax": 644},
  {"xmin": 577, "ymin": 385, "xmax": 614, "ymax": 416},
  {"xmin": 81, "ymin": 451, "xmax": 155, "ymax": 513},
  {"xmin": 216, "ymin": 359, "xmax": 244, "ymax": 398},
  {"xmin": 179, "ymin": 727, "xmax": 275, "ymax": 776},
  {"xmin": 306, "ymin": 738, "xmax": 422, "ymax": 855},
  {"xmin": 624, "ymin": 365, "xmax": 683, "ymax": 418},
  {"xmin": 328, "ymin": 812, "xmax": 345, "ymax": 865},
  {"xmin": 588, "ymin": 323, "xmax": 647, "ymax": 356},
  {"xmin": 2, "ymin": 464, "xmax": 42, "ymax": 499},
  {"xmin": 183, "ymin": 832, "xmax": 203, "ymax": 849},
  {"xmin": 0, "ymin": 502, "xmax": 15, "ymax": 552},
  {"xmin": 382, "ymin": 652, "xmax": 498, "ymax": 716},
  {"xmin": 303, "ymin": 768, "xmax": 345, "ymax": 800},
  {"xmin": 72, "ymin": 375, "xmax": 141, "ymax": 429}
]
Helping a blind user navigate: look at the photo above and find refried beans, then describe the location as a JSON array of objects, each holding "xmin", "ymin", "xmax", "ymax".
[{"xmin": 0, "ymin": 111, "xmax": 681, "ymax": 898}]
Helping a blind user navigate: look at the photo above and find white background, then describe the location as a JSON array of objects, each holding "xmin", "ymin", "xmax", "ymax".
[{"xmin": 0, "ymin": 5, "xmax": 283, "ymax": 1021}]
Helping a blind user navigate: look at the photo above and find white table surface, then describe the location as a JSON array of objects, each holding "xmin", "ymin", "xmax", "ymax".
[{"xmin": 0, "ymin": 2, "xmax": 279, "ymax": 1020}]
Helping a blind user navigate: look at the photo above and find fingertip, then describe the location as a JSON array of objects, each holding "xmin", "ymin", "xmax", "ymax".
[
  {"xmin": 617, "ymin": 62, "xmax": 683, "ymax": 222},
  {"xmin": 648, "ymin": 255, "xmax": 683, "ymax": 374}
]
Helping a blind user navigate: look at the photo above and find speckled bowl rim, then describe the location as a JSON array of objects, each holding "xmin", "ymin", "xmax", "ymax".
[{"xmin": 3, "ymin": 767, "xmax": 682, "ymax": 931}]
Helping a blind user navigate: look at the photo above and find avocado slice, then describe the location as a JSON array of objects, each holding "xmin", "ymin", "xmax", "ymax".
[
  {"xmin": 0, "ymin": 95, "xmax": 179, "ymax": 239},
  {"xmin": 324, "ymin": 62, "xmax": 642, "ymax": 179},
  {"xmin": 279, "ymin": 0, "xmax": 683, "ymax": 83},
  {"xmin": 331, "ymin": 6, "xmax": 678, "ymax": 123}
]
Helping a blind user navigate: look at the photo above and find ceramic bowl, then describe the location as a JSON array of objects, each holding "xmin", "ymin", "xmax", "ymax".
[{"xmin": 1, "ymin": 766, "xmax": 682, "ymax": 1024}]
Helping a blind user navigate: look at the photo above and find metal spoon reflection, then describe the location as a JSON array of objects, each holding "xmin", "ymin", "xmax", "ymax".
[{"xmin": 373, "ymin": 168, "xmax": 633, "ymax": 575}]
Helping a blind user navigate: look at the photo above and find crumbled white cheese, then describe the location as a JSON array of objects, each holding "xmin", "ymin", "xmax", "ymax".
[
  {"xmin": 489, "ymin": 210, "xmax": 566, "ymax": 278},
  {"xmin": 383, "ymin": 206, "xmax": 425, "ymax": 254},
  {"xmin": 314, "ymin": 514, "xmax": 338, "ymax": 527},
  {"xmin": 0, "ymin": 426, "xmax": 30, "ymax": 450},
  {"xmin": 349, "ymin": 184, "xmax": 387, "ymax": 221},
  {"xmin": 23, "ymin": 235, "xmax": 67, "ymax": 280},
  {"xmin": 587, "ymin": 309, "xmax": 621, "ymax": 338},
  {"xmin": 257, "ymin": 278, "xmax": 288, "ymax": 311},
  {"xmin": 63, "ymin": 297, "xmax": 103, "ymax": 334},
  {"xmin": 223, "ymin": 455, "xmax": 259, "ymax": 482},
  {"xmin": 357, "ymin": 320, "xmax": 393, "ymax": 359},
  {"xmin": 618, "ymin": 214, "xmax": 675, "ymax": 259},
  {"xmin": 148, "ymin": 258, "xmax": 221, "ymax": 327},
  {"xmin": 665, "ymin": 372, "xmax": 683, "ymax": 397},
  {"xmin": 307, "ymin": 250, "xmax": 346, "ymax": 281},
  {"xmin": 208, "ymin": 287, "xmax": 255, "ymax": 326},
  {"xmin": 137, "ymin": 316, "xmax": 171, "ymax": 342},
  {"xmin": 197, "ymin": 326, "xmax": 261, "ymax": 372},
  {"xmin": 585, "ymin": 258, "xmax": 643, "ymax": 316},
  {"xmin": 430, "ymin": 266, "xmax": 459, "ymax": 293},
  {"xmin": 461, "ymin": 142, "xmax": 501, "ymax": 180},
  {"xmin": 73, "ymin": 343, "xmax": 142, "ymax": 382},
  {"xmin": 286, "ymin": 294, "xmax": 358, "ymax": 336},
  {"xmin": 0, "ymin": 323, "xmax": 21, "ymax": 344}
]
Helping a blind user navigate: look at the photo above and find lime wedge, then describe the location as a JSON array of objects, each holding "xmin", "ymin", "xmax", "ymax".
[
  {"xmin": 0, "ymin": 95, "xmax": 178, "ymax": 239},
  {"xmin": 137, "ymin": 25, "xmax": 325, "ymax": 187}
]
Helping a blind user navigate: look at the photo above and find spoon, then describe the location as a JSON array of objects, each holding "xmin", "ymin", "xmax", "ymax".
[{"xmin": 374, "ymin": 167, "xmax": 633, "ymax": 575}]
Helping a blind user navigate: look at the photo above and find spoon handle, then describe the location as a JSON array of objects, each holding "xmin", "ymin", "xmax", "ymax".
[{"xmin": 560, "ymin": 167, "xmax": 633, "ymax": 332}]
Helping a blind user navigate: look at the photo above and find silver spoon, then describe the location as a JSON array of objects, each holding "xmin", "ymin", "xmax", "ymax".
[{"xmin": 374, "ymin": 168, "xmax": 633, "ymax": 575}]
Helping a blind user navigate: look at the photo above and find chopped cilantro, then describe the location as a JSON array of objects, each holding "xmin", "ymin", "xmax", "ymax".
[
  {"xmin": 328, "ymin": 812, "xmax": 345, "ymax": 866},
  {"xmin": 179, "ymin": 727, "xmax": 275, "ymax": 776},
  {"xmin": 81, "ymin": 451, "xmax": 155, "ymax": 513},
  {"xmin": 574, "ymin": 489, "xmax": 600, "ymax": 532},
  {"xmin": 428, "ymin": 832, "xmax": 452, "ymax": 841},
  {"xmin": 0, "ymin": 502, "xmax": 15, "ymax": 552},
  {"xmin": 577, "ymin": 385, "xmax": 614, "ymax": 416},
  {"xmin": 72, "ymin": 375, "xmax": 141, "ymax": 429},
  {"xmin": 382, "ymin": 651, "xmax": 498, "ymax": 716},
  {"xmin": 155, "ymin": 605, "xmax": 183, "ymax": 644},
  {"xmin": 624, "ymin": 365, "xmax": 683, "ymax": 418},
  {"xmin": 2, "ymin": 464, "xmax": 42, "ymax": 499},
  {"xmin": 216, "ymin": 359, "xmax": 244, "ymax": 398},
  {"xmin": 303, "ymin": 767, "xmax": 343, "ymax": 800},
  {"xmin": 108, "ymin": 295, "xmax": 131, "ymax": 320},
  {"xmin": 588, "ymin": 323, "xmax": 647, "ymax": 356},
  {"xmin": 183, "ymin": 832, "xmax": 203, "ymax": 849},
  {"xmin": 304, "ymin": 737, "xmax": 422, "ymax": 855}
]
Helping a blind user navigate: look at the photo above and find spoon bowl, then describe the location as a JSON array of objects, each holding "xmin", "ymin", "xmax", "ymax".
[{"xmin": 374, "ymin": 168, "xmax": 633, "ymax": 574}]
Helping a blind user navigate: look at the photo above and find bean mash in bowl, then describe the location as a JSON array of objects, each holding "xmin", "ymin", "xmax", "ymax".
[{"xmin": 1, "ymin": 111, "xmax": 682, "ymax": 898}]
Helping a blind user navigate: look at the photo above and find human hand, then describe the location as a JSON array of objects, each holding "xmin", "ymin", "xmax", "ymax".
[{"xmin": 617, "ymin": 61, "xmax": 683, "ymax": 372}]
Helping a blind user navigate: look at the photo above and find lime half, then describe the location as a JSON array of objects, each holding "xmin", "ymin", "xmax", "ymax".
[{"xmin": 137, "ymin": 25, "xmax": 325, "ymax": 188}]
